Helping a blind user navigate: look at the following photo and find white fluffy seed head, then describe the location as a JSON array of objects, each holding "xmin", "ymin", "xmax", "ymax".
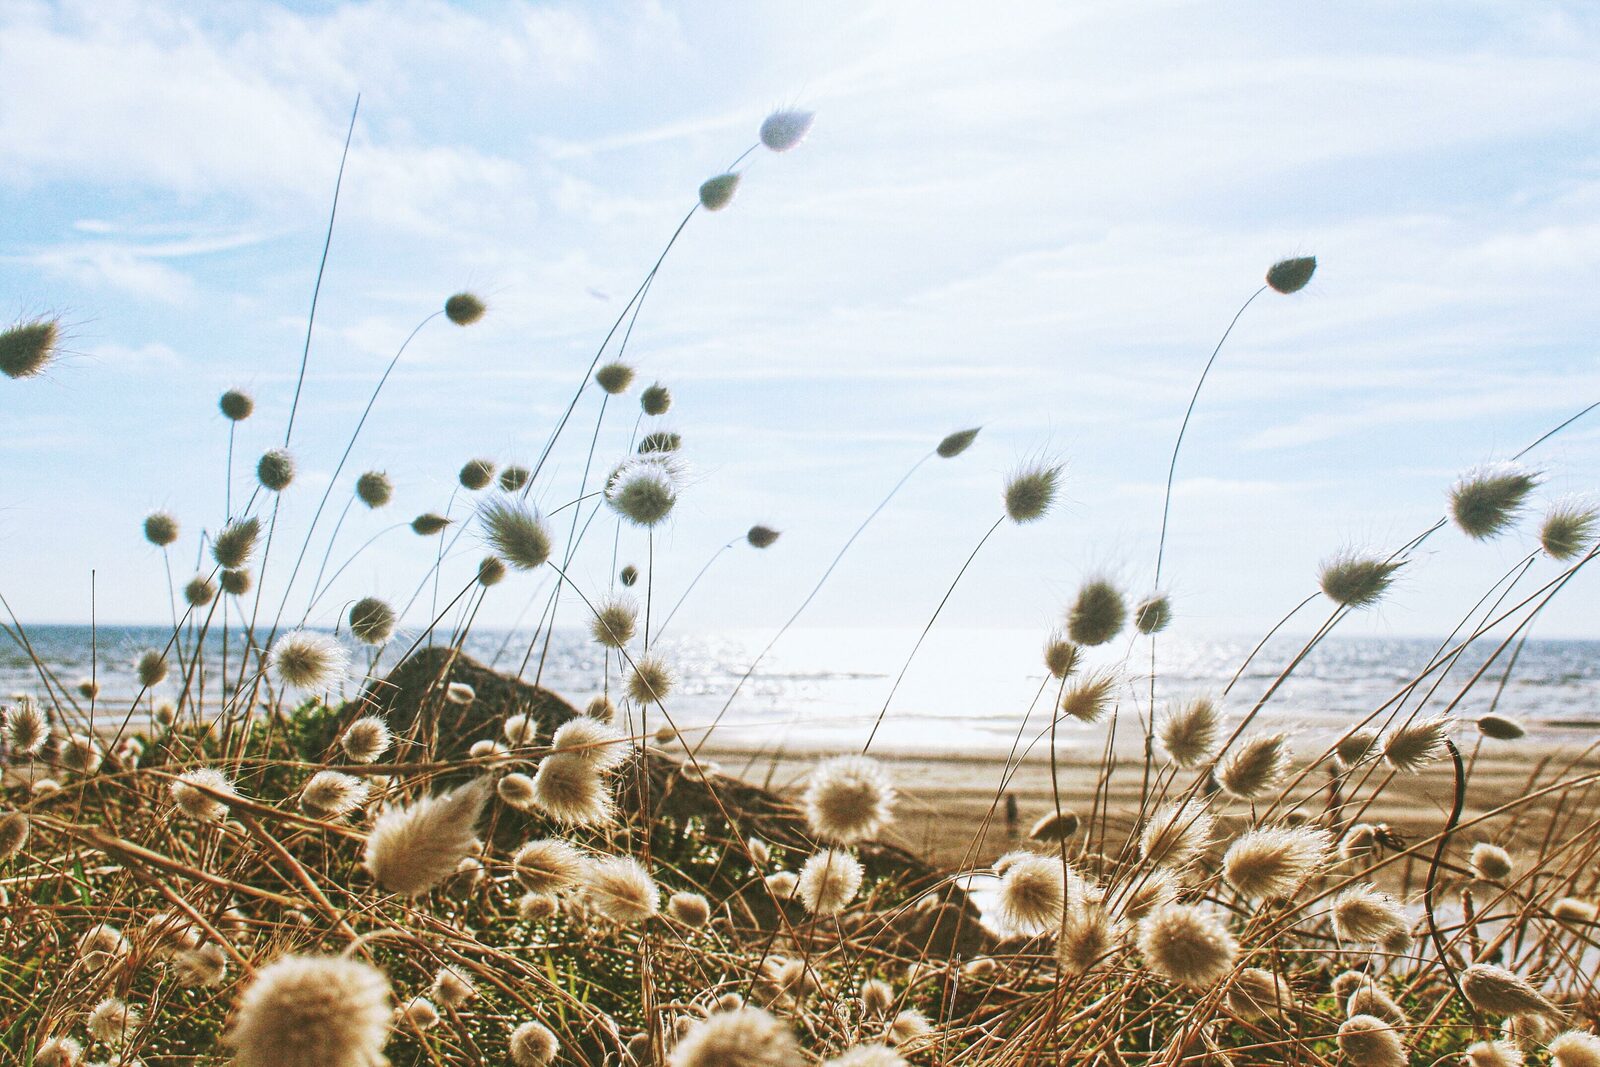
[
  {"xmin": 87, "ymin": 996, "xmax": 140, "ymax": 1044},
  {"xmin": 397, "ymin": 996, "xmax": 439, "ymax": 1031},
  {"xmin": 518, "ymin": 892, "xmax": 559, "ymax": 922},
  {"xmin": 606, "ymin": 456, "xmax": 681, "ymax": 527},
  {"xmin": 1466, "ymin": 1040, "xmax": 1526, "ymax": 1067},
  {"xmin": 34, "ymin": 1037, "xmax": 82, "ymax": 1067},
  {"xmin": 268, "ymin": 631, "xmax": 350, "ymax": 691},
  {"xmin": 1057, "ymin": 901, "xmax": 1122, "ymax": 976},
  {"xmin": 1222, "ymin": 825, "xmax": 1331, "ymax": 899},
  {"xmin": 585, "ymin": 694, "xmax": 617, "ymax": 723},
  {"xmin": 803, "ymin": 755, "xmax": 896, "ymax": 844},
  {"xmin": 0, "ymin": 811, "xmax": 30, "ymax": 858},
  {"xmin": 626, "ymin": 656, "xmax": 675, "ymax": 705},
  {"xmin": 670, "ymin": 1006, "xmax": 800, "ymax": 1067},
  {"xmin": 531, "ymin": 753, "xmax": 613, "ymax": 826},
  {"xmin": 1450, "ymin": 463, "xmax": 1540, "ymax": 540},
  {"xmin": 580, "ymin": 855, "xmax": 659, "ymax": 925},
  {"xmin": 797, "ymin": 849, "xmax": 864, "ymax": 915},
  {"xmin": 446, "ymin": 682, "xmax": 477, "ymax": 706},
  {"xmin": 589, "ymin": 597, "xmax": 637, "ymax": 649},
  {"xmin": 226, "ymin": 954, "xmax": 393, "ymax": 1067},
  {"xmin": 59, "ymin": 732, "xmax": 103, "ymax": 775},
  {"xmin": 1332, "ymin": 884, "xmax": 1409, "ymax": 944},
  {"xmin": 481, "ymin": 497, "xmax": 553, "ymax": 570},
  {"xmin": 1472, "ymin": 842, "xmax": 1514, "ymax": 882},
  {"xmin": 171, "ymin": 943, "xmax": 229, "ymax": 988},
  {"xmin": 1060, "ymin": 669, "xmax": 1118, "ymax": 723},
  {"xmin": 502, "ymin": 712, "xmax": 536, "ymax": 745},
  {"xmin": 512, "ymin": 838, "xmax": 586, "ymax": 894},
  {"xmin": 1161, "ymin": 697, "xmax": 1221, "ymax": 768},
  {"xmin": 511, "ymin": 1020, "xmax": 561, "ymax": 1066},
  {"xmin": 497, "ymin": 773, "xmax": 536, "ymax": 808},
  {"xmin": 340, "ymin": 716, "xmax": 392, "ymax": 763},
  {"xmin": 1218, "ymin": 733, "xmax": 1290, "ymax": 799},
  {"xmin": 1552, "ymin": 898, "xmax": 1599, "ymax": 924},
  {"xmin": 364, "ymin": 778, "xmax": 490, "ymax": 897},
  {"xmin": 1229, "ymin": 967, "xmax": 1293, "ymax": 1020},
  {"xmin": 760, "ymin": 109, "xmax": 815, "ymax": 152},
  {"xmin": 77, "ymin": 922, "xmax": 130, "ymax": 969},
  {"xmin": 994, "ymin": 851, "xmax": 1066, "ymax": 936},
  {"xmin": 668, "ymin": 891, "xmax": 712, "ymax": 927},
  {"xmin": 171, "ymin": 768, "xmax": 235, "ymax": 820},
  {"xmin": 551, "ymin": 716, "xmax": 628, "ymax": 771},
  {"xmin": 1339, "ymin": 1015, "xmax": 1407, "ymax": 1067},
  {"xmin": 1140, "ymin": 799, "xmax": 1215, "ymax": 869},
  {"xmin": 6, "ymin": 696, "xmax": 47, "ymax": 756},
  {"xmin": 1462, "ymin": 964, "xmax": 1559, "ymax": 1018},
  {"xmin": 1136, "ymin": 903, "xmax": 1238, "ymax": 989},
  {"xmin": 300, "ymin": 771, "xmax": 368, "ymax": 819},
  {"xmin": 1384, "ymin": 716, "xmax": 1453, "ymax": 773},
  {"xmin": 1550, "ymin": 1032, "xmax": 1600, "ymax": 1067}
]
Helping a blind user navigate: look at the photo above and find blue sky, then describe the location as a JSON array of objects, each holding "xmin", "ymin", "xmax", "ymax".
[{"xmin": 3, "ymin": 0, "xmax": 1599, "ymax": 641}]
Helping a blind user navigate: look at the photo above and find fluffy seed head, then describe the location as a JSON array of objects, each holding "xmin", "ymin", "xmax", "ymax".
[
  {"xmin": 1058, "ymin": 901, "xmax": 1122, "ymax": 975},
  {"xmin": 76, "ymin": 677, "xmax": 99, "ymax": 701},
  {"xmin": 589, "ymin": 597, "xmax": 637, "ymax": 648},
  {"xmin": 476, "ymin": 555, "xmax": 507, "ymax": 586},
  {"xmin": 662, "ymin": 891, "xmax": 711, "ymax": 928},
  {"xmin": 172, "ymin": 943, "xmax": 229, "ymax": 988},
  {"xmin": 937, "ymin": 426, "xmax": 980, "ymax": 458},
  {"xmin": 1467, "ymin": 1041, "xmax": 1525, "ymax": 1067},
  {"xmin": 355, "ymin": 471, "xmax": 392, "ymax": 508},
  {"xmin": 1134, "ymin": 594, "xmax": 1172, "ymax": 634},
  {"xmin": 532, "ymin": 752, "xmax": 613, "ymax": 826},
  {"xmin": 1462, "ymin": 964, "xmax": 1558, "ymax": 1018},
  {"xmin": 518, "ymin": 892, "xmax": 558, "ymax": 922},
  {"xmin": 1137, "ymin": 903, "xmax": 1237, "ymax": 988},
  {"xmin": 135, "ymin": 649, "xmax": 167, "ymax": 689},
  {"xmin": 497, "ymin": 773, "xmax": 536, "ymax": 807},
  {"xmin": 347, "ymin": 597, "xmax": 396, "ymax": 645},
  {"xmin": 1229, "ymin": 967, "xmax": 1293, "ymax": 1019},
  {"xmin": 581, "ymin": 855, "xmax": 659, "ymax": 924},
  {"xmin": 827, "ymin": 1047, "xmax": 907, "ymax": 1067},
  {"xmin": 459, "ymin": 458, "xmax": 495, "ymax": 491},
  {"xmin": 1478, "ymin": 715, "xmax": 1525, "ymax": 741},
  {"xmin": 1266, "ymin": 256, "xmax": 1317, "ymax": 294},
  {"xmin": 397, "ymin": 997, "xmax": 439, "ymax": 1031},
  {"xmin": 341, "ymin": 716, "xmax": 392, "ymax": 763},
  {"xmin": 594, "ymin": 361, "xmax": 634, "ymax": 394},
  {"xmin": 699, "ymin": 173, "xmax": 741, "ymax": 211},
  {"xmin": 185, "ymin": 574, "xmax": 218, "ymax": 608},
  {"xmin": 32, "ymin": 1038, "xmax": 81, "ymax": 1067},
  {"xmin": 1552, "ymin": 898, "xmax": 1598, "ymax": 924},
  {"xmin": 1550, "ymin": 1032, "xmax": 1600, "ymax": 1067},
  {"xmin": 861, "ymin": 978, "xmax": 894, "ymax": 1017},
  {"xmin": 431, "ymin": 966, "xmax": 474, "ymax": 1008},
  {"xmin": 364, "ymin": 778, "xmax": 490, "ymax": 896},
  {"xmin": 257, "ymin": 449, "xmax": 295, "ymax": 492},
  {"xmin": 1030, "ymin": 809, "xmax": 1080, "ymax": 844},
  {"xmin": 626, "ymin": 656, "xmax": 674, "ymax": 705},
  {"xmin": 88, "ymin": 997, "xmax": 140, "ymax": 1044},
  {"xmin": 0, "ymin": 317, "xmax": 60, "ymax": 379},
  {"xmin": 221, "ymin": 567, "xmax": 252, "ymax": 595},
  {"xmin": 6, "ymin": 697, "xmax": 47, "ymax": 756},
  {"xmin": 1349, "ymin": 981, "xmax": 1408, "ymax": 1026},
  {"xmin": 1161, "ymin": 697, "xmax": 1221, "ymax": 767},
  {"xmin": 552, "ymin": 716, "xmax": 628, "ymax": 770},
  {"xmin": 1222, "ymin": 825, "xmax": 1331, "ymax": 899},
  {"xmin": 220, "ymin": 388, "xmax": 254, "ymax": 420},
  {"xmin": 479, "ymin": 497, "xmax": 551, "ymax": 569},
  {"xmin": 1068, "ymin": 578, "xmax": 1126, "ymax": 645},
  {"xmin": 1540, "ymin": 499, "xmax": 1599, "ymax": 561},
  {"xmin": 1339, "ymin": 1015, "xmax": 1407, "ymax": 1067},
  {"xmin": 498, "ymin": 464, "xmax": 530, "ymax": 492},
  {"xmin": 1061, "ymin": 668, "xmax": 1118, "ymax": 723},
  {"xmin": 213, "ymin": 516, "xmax": 261, "ymax": 569},
  {"xmin": 671, "ymin": 1006, "xmax": 800, "ymax": 1067},
  {"xmin": 78, "ymin": 922, "xmax": 129, "ymax": 968},
  {"xmin": 1320, "ymin": 553, "xmax": 1402, "ymax": 608},
  {"xmin": 445, "ymin": 292, "xmax": 486, "ymax": 325},
  {"xmin": 1043, "ymin": 634, "xmax": 1080, "ymax": 678},
  {"xmin": 888, "ymin": 1009, "xmax": 933, "ymax": 1048},
  {"xmin": 1220, "ymin": 733, "xmax": 1290, "ymax": 799},
  {"xmin": 765, "ymin": 872, "xmax": 799, "ymax": 901},
  {"xmin": 269, "ymin": 630, "xmax": 349, "ymax": 690},
  {"xmin": 1383, "ymin": 716, "xmax": 1452, "ymax": 773},
  {"xmin": 226, "ymin": 953, "xmax": 393, "ymax": 1067},
  {"xmin": 60, "ymin": 732, "xmax": 103, "ymax": 775},
  {"xmin": 171, "ymin": 768, "xmax": 235, "ymax": 820},
  {"xmin": 797, "ymin": 848, "xmax": 864, "ymax": 915},
  {"xmin": 639, "ymin": 429, "xmax": 683, "ymax": 454},
  {"xmin": 803, "ymin": 755, "xmax": 896, "ymax": 844},
  {"xmin": 447, "ymin": 682, "xmax": 476, "ymax": 706},
  {"xmin": 1451, "ymin": 464, "xmax": 1540, "ymax": 540},
  {"xmin": 511, "ymin": 1020, "xmax": 560, "ymax": 1066},
  {"xmin": 512, "ymin": 838, "xmax": 586, "ymax": 893},
  {"xmin": 0, "ymin": 811, "xmax": 29, "ymax": 857},
  {"xmin": 620, "ymin": 563, "xmax": 639, "ymax": 586},
  {"xmin": 994, "ymin": 851, "xmax": 1066, "ymax": 935},
  {"xmin": 412, "ymin": 512, "xmax": 451, "ymax": 536},
  {"xmin": 606, "ymin": 455, "xmax": 679, "ymax": 526},
  {"xmin": 1140, "ymin": 799, "xmax": 1215, "ymax": 868},
  {"xmin": 1003, "ymin": 462, "xmax": 1061, "ymax": 523},
  {"xmin": 1337, "ymin": 730, "xmax": 1379, "ymax": 766},
  {"xmin": 747, "ymin": 524, "xmax": 781, "ymax": 548},
  {"xmin": 1333, "ymin": 884, "xmax": 1409, "ymax": 943},
  {"xmin": 760, "ymin": 109, "xmax": 815, "ymax": 152},
  {"xmin": 143, "ymin": 511, "xmax": 179, "ymax": 546},
  {"xmin": 301, "ymin": 771, "xmax": 368, "ymax": 819},
  {"xmin": 1472, "ymin": 843, "xmax": 1514, "ymax": 882}
]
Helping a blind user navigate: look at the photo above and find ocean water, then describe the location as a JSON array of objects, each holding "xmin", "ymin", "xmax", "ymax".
[{"xmin": 4, "ymin": 624, "xmax": 1597, "ymax": 755}]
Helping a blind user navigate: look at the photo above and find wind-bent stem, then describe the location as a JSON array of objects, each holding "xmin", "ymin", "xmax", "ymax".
[
  {"xmin": 1151, "ymin": 284, "xmax": 1268, "ymax": 593},
  {"xmin": 283, "ymin": 94, "xmax": 359, "ymax": 449},
  {"xmin": 304, "ymin": 495, "xmax": 357, "ymax": 620},
  {"xmin": 691, "ymin": 450, "xmax": 935, "ymax": 757},
  {"xmin": 1424, "ymin": 740, "xmax": 1472, "ymax": 1012},
  {"xmin": 273, "ymin": 309, "xmax": 443, "ymax": 635},
  {"xmin": 654, "ymin": 537, "xmax": 737, "ymax": 641},
  {"xmin": 861, "ymin": 514, "xmax": 1006, "ymax": 755}
]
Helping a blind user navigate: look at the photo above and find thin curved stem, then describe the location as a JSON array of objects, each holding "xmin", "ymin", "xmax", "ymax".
[{"xmin": 653, "ymin": 537, "xmax": 738, "ymax": 640}]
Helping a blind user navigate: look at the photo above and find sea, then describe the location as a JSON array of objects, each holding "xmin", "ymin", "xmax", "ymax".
[{"xmin": 5, "ymin": 624, "xmax": 1597, "ymax": 757}]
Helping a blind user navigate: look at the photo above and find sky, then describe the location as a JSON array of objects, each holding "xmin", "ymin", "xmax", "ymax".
[{"xmin": 3, "ymin": 0, "xmax": 1599, "ymax": 644}]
